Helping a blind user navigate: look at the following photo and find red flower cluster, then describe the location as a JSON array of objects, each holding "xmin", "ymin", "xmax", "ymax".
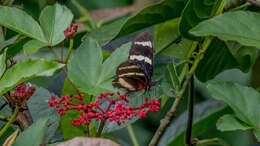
[
  {"xmin": 48, "ymin": 91, "xmax": 160, "ymax": 126},
  {"xmin": 10, "ymin": 83, "xmax": 36, "ymax": 105},
  {"xmin": 64, "ymin": 23, "xmax": 78, "ymax": 38}
]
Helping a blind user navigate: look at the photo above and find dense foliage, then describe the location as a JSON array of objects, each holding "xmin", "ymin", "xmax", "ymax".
[{"xmin": 0, "ymin": 0, "xmax": 259, "ymax": 146}]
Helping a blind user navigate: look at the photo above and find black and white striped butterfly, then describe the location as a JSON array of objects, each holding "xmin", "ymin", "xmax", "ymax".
[{"xmin": 112, "ymin": 32, "xmax": 155, "ymax": 94}]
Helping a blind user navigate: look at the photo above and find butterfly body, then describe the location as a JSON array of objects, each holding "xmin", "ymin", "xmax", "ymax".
[{"xmin": 112, "ymin": 32, "xmax": 154, "ymax": 93}]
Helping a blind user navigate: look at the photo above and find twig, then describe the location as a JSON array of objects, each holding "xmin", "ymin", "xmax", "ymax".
[
  {"xmin": 246, "ymin": 0, "xmax": 260, "ymax": 7},
  {"xmin": 64, "ymin": 38, "xmax": 74, "ymax": 64},
  {"xmin": 185, "ymin": 75, "xmax": 194, "ymax": 146},
  {"xmin": 148, "ymin": 38, "xmax": 212, "ymax": 146},
  {"xmin": 0, "ymin": 106, "xmax": 19, "ymax": 137},
  {"xmin": 96, "ymin": 121, "xmax": 105, "ymax": 137}
]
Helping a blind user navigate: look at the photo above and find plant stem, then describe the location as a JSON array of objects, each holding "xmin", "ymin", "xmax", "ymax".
[
  {"xmin": 64, "ymin": 38, "xmax": 74, "ymax": 64},
  {"xmin": 96, "ymin": 121, "xmax": 105, "ymax": 137},
  {"xmin": 195, "ymin": 138, "xmax": 228, "ymax": 146},
  {"xmin": 185, "ymin": 74, "xmax": 194, "ymax": 146},
  {"xmin": 127, "ymin": 125, "xmax": 139, "ymax": 146},
  {"xmin": 148, "ymin": 38, "xmax": 212, "ymax": 146},
  {"xmin": 0, "ymin": 106, "xmax": 19, "ymax": 137}
]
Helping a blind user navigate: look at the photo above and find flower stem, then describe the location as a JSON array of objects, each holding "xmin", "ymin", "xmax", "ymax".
[
  {"xmin": 127, "ymin": 125, "xmax": 139, "ymax": 146},
  {"xmin": 96, "ymin": 121, "xmax": 105, "ymax": 137},
  {"xmin": 64, "ymin": 38, "xmax": 74, "ymax": 64},
  {"xmin": 0, "ymin": 106, "xmax": 19, "ymax": 137}
]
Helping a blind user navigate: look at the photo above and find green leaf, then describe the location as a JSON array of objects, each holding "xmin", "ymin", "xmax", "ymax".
[
  {"xmin": 68, "ymin": 37, "xmax": 130, "ymax": 96},
  {"xmin": 0, "ymin": 59, "xmax": 64, "ymax": 95},
  {"xmin": 0, "ymin": 6, "xmax": 46, "ymax": 42},
  {"xmin": 0, "ymin": 49, "xmax": 6, "ymax": 78},
  {"xmin": 225, "ymin": 41, "xmax": 258, "ymax": 72},
  {"xmin": 208, "ymin": 82, "xmax": 260, "ymax": 138},
  {"xmin": 179, "ymin": 0, "xmax": 224, "ymax": 40},
  {"xmin": 23, "ymin": 40, "xmax": 47, "ymax": 55},
  {"xmin": 27, "ymin": 86, "xmax": 60, "ymax": 142},
  {"xmin": 39, "ymin": 3, "xmax": 73, "ymax": 46},
  {"xmin": 86, "ymin": 17, "xmax": 128, "ymax": 46},
  {"xmin": 166, "ymin": 62, "xmax": 180, "ymax": 90},
  {"xmin": 195, "ymin": 38, "xmax": 257, "ymax": 82},
  {"xmin": 60, "ymin": 78, "xmax": 85, "ymax": 140},
  {"xmin": 217, "ymin": 114, "xmax": 252, "ymax": 131},
  {"xmin": 190, "ymin": 11, "xmax": 260, "ymax": 48},
  {"xmin": 159, "ymin": 100, "xmax": 232, "ymax": 146},
  {"xmin": 159, "ymin": 39, "xmax": 193, "ymax": 60},
  {"xmin": 5, "ymin": 37, "xmax": 31, "ymax": 59},
  {"xmin": 195, "ymin": 38, "xmax": 238, "ymax": 82},
  {"xmin": 13, "ymin": 117, "xmax": 49, "ymax": 146},
  {"xmin": 87, "ymin": 0, "xmax": 187, "ymax": 46},
  {"xmin": 153, "ymin": 18, "xmax": 193, "ymax": 60},
  {"xmin": 154, "ymin": 18, "xmax": 180, "ymax": 54},
  {"xmin": 0, "ymin": 35, "xmax": 19, "ymax": 50}
]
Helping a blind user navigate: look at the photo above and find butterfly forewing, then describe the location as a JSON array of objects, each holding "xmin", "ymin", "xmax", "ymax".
[{"xmin": 128, "ymin": 32, "xmax": 154, "ymax": 81}]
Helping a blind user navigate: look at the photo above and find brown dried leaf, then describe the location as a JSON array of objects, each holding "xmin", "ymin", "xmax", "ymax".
[
  {"xmin": 57, "ymin": 137, "xmax": 120, "ymax": 146},
  {"xmin": 3, "ymin": 129, "xmax": 19, "ymax": 146}
]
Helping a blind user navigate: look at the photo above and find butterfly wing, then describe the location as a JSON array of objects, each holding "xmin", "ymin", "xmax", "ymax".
[
  {"xmin": 112, "ymin": 61, "xmax": 148, "ymax": 91},
  {"xmin": 128, "ymin": 32, "xmax": 154, "ymax": 82}
]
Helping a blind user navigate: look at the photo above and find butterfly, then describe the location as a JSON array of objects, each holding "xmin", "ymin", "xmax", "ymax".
[{"xmin": 112, "ymin": 32, "xmax": 155, "ymax": 94}]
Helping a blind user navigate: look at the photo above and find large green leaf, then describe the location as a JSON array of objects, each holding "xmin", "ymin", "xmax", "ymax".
[
  {"xmin": 0, "ymin": 50, "xmax": 6, "ymax": 78},
  {"xmin": 195, "ymin": 38, "xmax": 256, "ymax": 82},
  {"xmin": 13, "ymin": 117, "xmax": 49, "ymax": 146},
  {"xmin": 208, "ymin": 82, "xmax": 260, "ymax": 141},
  {"xmin": 27, "ymin": 86, "xmax": 60, "ymax": 142},
  {"xmin": 39, "ymin": 3, "xmax": 73, "ymax": 46},
  {"xmin": 154, "ymin": 18, "xmax": 180, "ymax": 54},
  {"xmin": 23, "ymin": 40, "xmax": 47, "ymax": 55},
  {"xmin": 0, "ymin": 6, "xmax": 46, "ymax": 42},
  {"xmin": 158, "ymin": 100, "xmax": 232, "ymax": 146},
  {"xmin": 216, "ymin": 114, "xmax": 252, "ymax": 131},
  {"xmin": 87, "ymin": 0, "xmax": 187, "ymax": 46},
  {"xmin": 153, "ymin": 18, "xmax": 194, "ymax": 59},
  {"xmin": 191, "ymin": 11, "xmax": 260, "ymax": 48},
  {"xmin": 68, "ymin": 37, "xmax": 130, "ymax": 96},
  {"xmin": 179, "ymin": 0, "xmax": 224, "ymax": 40},
  {"xmin": 0, "ymin": 59, "xmax": 64, "ymax": 95}
]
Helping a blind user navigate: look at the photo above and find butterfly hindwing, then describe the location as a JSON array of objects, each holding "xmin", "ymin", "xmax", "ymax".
[{"xmin": 112, "ymin": 61, "xmax": 148, "ymax": 91}]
